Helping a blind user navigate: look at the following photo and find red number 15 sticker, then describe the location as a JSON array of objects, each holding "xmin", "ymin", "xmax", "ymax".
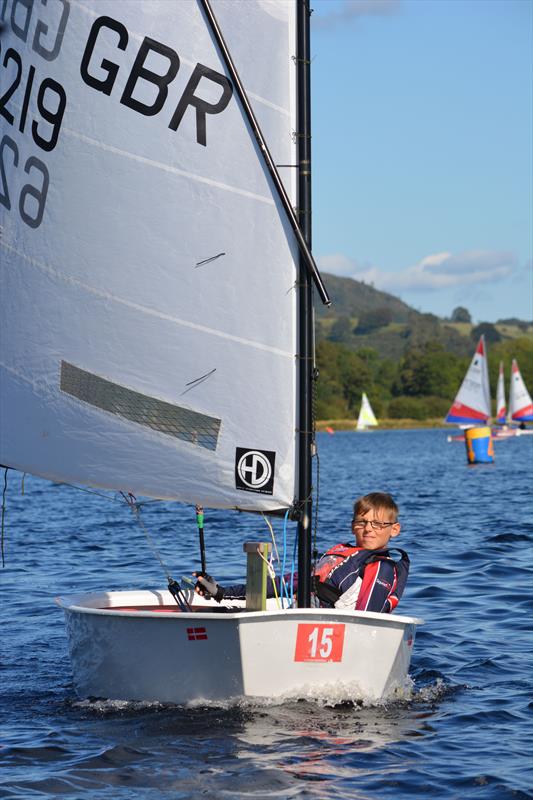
[{"xmin": 294, "ymin": 623, "xmax": 345, "ymax": 662}]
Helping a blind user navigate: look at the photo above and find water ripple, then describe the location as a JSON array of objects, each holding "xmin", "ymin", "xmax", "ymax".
[{"xmin": 2, "ymin": 430, "xmax": 533, "ymax": 799}]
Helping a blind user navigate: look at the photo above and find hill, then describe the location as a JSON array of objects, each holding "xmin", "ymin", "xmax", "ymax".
[
  {"xmin": 313, "ymin": 273, "xmax": 533, "ymax": 421},
  {"xmin": 315, "ymin": 273, "xmax": 413, "ymax": 321},
  {"xmin": 316, "ymin": 272, "xmax": 532, "ymax": 361}
]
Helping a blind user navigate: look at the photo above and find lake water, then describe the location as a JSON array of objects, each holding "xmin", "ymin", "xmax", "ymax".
[{"xmin": 2, "ymin": 429, "xmax": 532, "ymax": 799}]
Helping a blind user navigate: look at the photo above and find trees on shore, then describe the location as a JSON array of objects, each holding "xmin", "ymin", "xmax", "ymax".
[{"xmin": 316, "ymin": 337, "xmax": 533, "ymax": 421}]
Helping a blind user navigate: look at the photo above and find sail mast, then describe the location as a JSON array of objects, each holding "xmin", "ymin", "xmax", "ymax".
[{"xmin": 296, "ymin": 0, "xmax": 314, "ymax": 608}]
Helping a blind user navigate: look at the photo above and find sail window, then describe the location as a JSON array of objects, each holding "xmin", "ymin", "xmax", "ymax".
[{"xmin": 60, "ymin": 361, "xmax": 220, "ymax": 450}]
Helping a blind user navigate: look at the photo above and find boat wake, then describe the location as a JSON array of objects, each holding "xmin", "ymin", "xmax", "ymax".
[{"xmin": 70, "ymin": 674, "xmax": 456, "ymax": 716}]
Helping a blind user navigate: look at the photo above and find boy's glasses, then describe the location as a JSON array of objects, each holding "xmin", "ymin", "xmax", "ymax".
[{"xmin": 352, "ymin": 519, "xmax": 394, "ymax": 531}]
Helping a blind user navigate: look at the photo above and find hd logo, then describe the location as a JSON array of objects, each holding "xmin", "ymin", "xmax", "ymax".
[{"xmin": 235, "ymin": 448, "xmax": 276, "ymax": 495}]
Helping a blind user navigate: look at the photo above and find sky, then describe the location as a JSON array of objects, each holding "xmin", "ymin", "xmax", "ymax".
[{"xmin": 309, "ymin": 0, "xmax": 532, "ymax": 323}]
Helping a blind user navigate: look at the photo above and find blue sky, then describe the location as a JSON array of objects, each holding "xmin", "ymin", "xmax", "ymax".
[{"xmin": 310, "ymin": 0, "xmax": 532, "ymax": 323}]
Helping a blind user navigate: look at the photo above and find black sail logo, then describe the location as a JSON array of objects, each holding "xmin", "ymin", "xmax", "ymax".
[{"xmin": 235, "ymin": 448, "xmax": 275, "ymax": 495}]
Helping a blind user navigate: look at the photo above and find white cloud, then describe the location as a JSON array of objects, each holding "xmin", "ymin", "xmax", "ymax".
[
  {"xmin": 313, "ymin": 0, "xmax": 401, "ymax": 30},
  {"xmin": 318, "ymin": 249, "xmax": 518, "ymax": 293}
]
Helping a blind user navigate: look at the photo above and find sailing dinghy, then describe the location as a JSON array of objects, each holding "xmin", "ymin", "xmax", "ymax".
[
  {"xmin": 491, "ymin": 361, "xmax": 513, "ymax": 438},
  {"xmin": 445, "ymin": 336, "xmax": 491, "ymax": 442},
  {"xmin": 491, "ymin": 361, "xmax": 521, "ymax": 439},
  {"xmin": 0, "ymin": 0, "xmax": 422, "ymax": 703},
  {"xmin": 445, "ymin": 336, "xmax": 491, "ymax": 427},
  {"xmin": 508, "ymin": 359, "xmax": 533, "ymax": 432},
  {"xmin": 496, "ymin": 362, "xmax": 507, "ymax": 425},
  {"xmin": 356, "ymin": 393, "xmax": 378, "ymax": 431}
]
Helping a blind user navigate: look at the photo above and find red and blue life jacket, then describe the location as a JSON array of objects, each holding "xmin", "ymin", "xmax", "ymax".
[{"xmin": 313, "ymin": 543, "xmax": 410, "ymax": 613}]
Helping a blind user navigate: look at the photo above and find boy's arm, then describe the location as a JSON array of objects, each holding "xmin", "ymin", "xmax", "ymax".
[{"xmin": 217, "ymin": 574, "xmax": 288, "ymax": 600}]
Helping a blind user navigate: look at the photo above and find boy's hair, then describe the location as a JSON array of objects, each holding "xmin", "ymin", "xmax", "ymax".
[{"xmin": 353, "ymin": 492, "xmax": 399, "ymax": 522}]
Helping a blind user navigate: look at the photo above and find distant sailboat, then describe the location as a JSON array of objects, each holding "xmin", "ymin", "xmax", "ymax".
[
  {"xmin": 509, "ymin": 359, "xmax": 533, "ymax": 424},
  {"xmin": 496, "ymin": 362, "xmax": 507, "ymax": 424},
  {"xmin": 491, "ymin": 361, "xmax": 517, "ymax": 439},
  {"xmin": 356, "ymin": 393, "xmax": 378, "ymax": 431},
  {"xmin": 445, "ymin": 336, "xmax": 491, "ymax": 426}
]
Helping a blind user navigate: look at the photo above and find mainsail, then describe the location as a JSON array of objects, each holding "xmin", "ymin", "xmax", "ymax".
[
  {"xmin": 509, "ymin": 359, "xmax": 533, "ymax": 422},
  {"xmin": 0, "ymin": 0, "xmax": 304, "ymax": 511},
  {"xmin": 496, "ymin": 362, "xmax": 507, "ymax": 424},
  {"xmin": 356, "ymin": 393, "xmax": 378, "ymax": 430},
  {"xmin": 445, "ymin": 336, "xmax": 491, "ymax": 425}
]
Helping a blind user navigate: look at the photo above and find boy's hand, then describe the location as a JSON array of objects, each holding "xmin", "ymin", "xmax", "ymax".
[{"xmin": 193, "ymin": 572, "xmax": 224, "ymax": 602}]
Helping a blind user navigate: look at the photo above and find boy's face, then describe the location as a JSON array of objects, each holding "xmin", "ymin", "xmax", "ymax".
[{"xmin": 352, "ymin": 506, "xmax": 400, "ymax": 550}]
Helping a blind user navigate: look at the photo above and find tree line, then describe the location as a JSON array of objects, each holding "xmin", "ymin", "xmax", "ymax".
[{"xmin": 315, "ymin": 336, "xmax": 533, "ymax": 421}]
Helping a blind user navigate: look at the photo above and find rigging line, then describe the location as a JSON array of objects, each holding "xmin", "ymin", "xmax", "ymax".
[
  {"xmin": 312, "ymin": 447, "xmax": 320, "ymax": 564},
  {"xmin": 121, "ymin": 492, "xmax": 191, "ymax": 611},
  {"xmin": 54, "ymin": 481, "xmax": 159, "ymax": 506},
  {"xmin": 256, "ymin": 546, "xmax": 280, "ymax": 608},
  {"xmin": 290, "ymin": 521, "xmax": 298, "ymax": 607},
  {"xmin": 199, "ymin": 0, "xmax": 330, "ymax": 307},
  {"xmin": 261, "ymin": 512, "xmax": 280, "ymax": 563},
  {"xmin": 1, "ymin": 468, "xmax": 8, "ymax": 568},
  {"xmin": 121, "ymin": 492, "xmax": 171, "ymax": 581},
  {"xmin": 261, "ymin": 512, "xmax": 285, "ymax": 608},
  {"xmin": 312, "ymin": 368, "xmax": 320, "ymax": 565}
]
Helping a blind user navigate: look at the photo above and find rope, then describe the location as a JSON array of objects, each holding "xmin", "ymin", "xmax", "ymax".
[
  {"xmin": 280, "ymin": 509, "xmax": 294, "ymax": 608},
  {"xmin": 311, "ymin": 366, "xmax": 320, "ymax": 568},
  {"xmin": 256, "ymin": 546, "xmax": 281, "ymax": 608},
  {"xmin": 290, "ymin": 522, "xmax": 298, "ymax": 606},
  {"xmin": 121, "ymin": 492, "xmax": 191, "ymax": 612},
  {"xmin": 261, "ymin": 513, "xmax": 285, "ymax": 608},
  {"xmin": 1, "ymin": 468, "xmax": 7, "ymax": 568}
]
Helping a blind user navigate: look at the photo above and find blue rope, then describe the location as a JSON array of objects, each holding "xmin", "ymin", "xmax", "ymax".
[
  {"xmin": 281, "ymin": 509, "xmax": 290, "ymax": 607},
  {"xmin": 290, "ymin": 522, "xmax": 298, "ymax": 608}
]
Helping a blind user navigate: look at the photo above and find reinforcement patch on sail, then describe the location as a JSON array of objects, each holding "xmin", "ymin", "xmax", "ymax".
[{"xmin": 60, "ymin": 361, "xmax": 220, "ymax": 450}]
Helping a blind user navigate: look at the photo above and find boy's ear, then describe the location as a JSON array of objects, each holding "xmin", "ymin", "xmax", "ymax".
[{"xmin": 390, "ymin": 522, "xmax": 401, "ymax": 538}]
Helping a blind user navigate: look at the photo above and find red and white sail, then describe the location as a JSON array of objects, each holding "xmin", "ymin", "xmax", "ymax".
[
  {"xmin": 509, "ymin": 360, "xmax": 533, "ymax": 422},
  {"xmin": 445, "ymin": 336, "xmax": 491, "ymax": 425},
  {"xmin": 496, "ymin": 362, "xmax": 507, "ymax": 424}
]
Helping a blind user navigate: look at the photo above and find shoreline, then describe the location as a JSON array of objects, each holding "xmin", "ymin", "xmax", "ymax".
[{"xmin": 316, "ymin": 418, "xmax": 447, "ymax": 431}]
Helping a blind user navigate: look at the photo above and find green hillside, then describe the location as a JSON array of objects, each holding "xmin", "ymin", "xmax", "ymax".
[{"xmin": 314, "ymin": 273, "xmax": 533, "ymax": 422}]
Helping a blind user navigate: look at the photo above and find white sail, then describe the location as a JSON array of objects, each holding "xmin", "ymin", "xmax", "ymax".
[
  {"xmin": 0, "ymin": 0, "xmax": 300, "ymax": 511},
  {"xmin": 496, "ymin": 362, "xmax": 507, "ymax": 424},
  {"xmin": 445, "ymin": 336, "xmax": 491, "ymax": 425},
  {"xmin": 356, "ymin": 393, "xmax": 378, "ymax": 430},
  {"xmin": 509, "ymin": 359, "xmax": 533, "ymax": 422}
]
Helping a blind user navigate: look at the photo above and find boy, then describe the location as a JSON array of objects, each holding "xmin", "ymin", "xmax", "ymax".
[
  {"xmin": 313, "ymin": 491, "xmax": 409, "ymax": 613},
  {"xmin": 195, "ymin": 491, "xmax": 409, "ymax": 614}
]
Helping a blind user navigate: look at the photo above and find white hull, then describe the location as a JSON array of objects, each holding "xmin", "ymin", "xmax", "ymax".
[{"xmin": 57, "ymin": 590, "xmax": 423, "ymax": 704}]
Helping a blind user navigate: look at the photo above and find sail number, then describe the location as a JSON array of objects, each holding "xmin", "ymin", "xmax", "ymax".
[
  {"xmin": 0, "ymin": 40, "xmax": 66, "ymax": 229},
  {"xmin": 294, "ymin": 623, "xmax": 345, "ymax": 663},
  {"xmin": 0, "ymin": 46, "xmax": 66, "ymax": 153},
  {"xmin": 0, "ymin": 135, "xmax": 49, "ymax": 229}
]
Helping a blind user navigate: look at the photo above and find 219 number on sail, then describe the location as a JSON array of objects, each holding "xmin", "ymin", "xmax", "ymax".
[{"xmin": 294, "ymin": 624, "xmax": 345, "ymax": 662}]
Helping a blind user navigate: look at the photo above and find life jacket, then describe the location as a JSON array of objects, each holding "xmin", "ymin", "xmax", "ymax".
[{"xmin": 313, "ymin": 543, "xmax": 410, "ymax": 613}]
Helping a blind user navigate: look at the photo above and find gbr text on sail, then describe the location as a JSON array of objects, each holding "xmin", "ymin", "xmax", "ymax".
[{"xmin": 0, "ymin": 0, "xmax": 234, "ymax": 229}]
